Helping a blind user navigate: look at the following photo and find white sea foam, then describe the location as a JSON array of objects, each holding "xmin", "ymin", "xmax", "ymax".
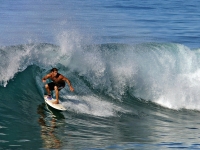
[{"xmin": 62, "ymin": 95, "xmax": 126, "ymax": 117}]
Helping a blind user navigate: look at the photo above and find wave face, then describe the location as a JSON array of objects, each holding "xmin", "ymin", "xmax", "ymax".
[
  {"xmin": 1, "ymin": 42, "xmax": 200, "ymax": 110},
  {"xmin": 1, "ymin": 42, "xmax": 200, "ymax": 149}
]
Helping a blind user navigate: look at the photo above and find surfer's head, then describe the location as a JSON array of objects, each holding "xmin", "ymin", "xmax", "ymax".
[
  {"xmin": 50, "ymin": 68, "xmax": 58, "ymax": 72},
  {"xmin": 50, "ymin": 68, "xmax": 58, "ymax": 77}
]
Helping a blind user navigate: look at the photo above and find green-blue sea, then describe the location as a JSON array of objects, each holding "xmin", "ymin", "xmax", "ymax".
[{"xmin": 1, "ymin": 1, "xmax": 200, "ymax": 149}]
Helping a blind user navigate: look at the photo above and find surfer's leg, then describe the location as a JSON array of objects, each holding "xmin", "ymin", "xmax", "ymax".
[
  {"xmin": 52, "ymin": 86, "xmax": 59, "ymax": 104},
  {"xmin": 45, "ymin": 84, "xmax": 51, "ymax": 96}
]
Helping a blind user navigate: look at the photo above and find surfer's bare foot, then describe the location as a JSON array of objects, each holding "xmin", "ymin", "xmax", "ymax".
[{"xmin": 52, "ymin": 101, "xmax": 59, "ymax": 104}]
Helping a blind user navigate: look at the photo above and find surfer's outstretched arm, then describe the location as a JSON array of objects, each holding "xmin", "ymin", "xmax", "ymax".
[{"xmin": 62, "ymin": 76, "xmax": 74, "ymax": 92}]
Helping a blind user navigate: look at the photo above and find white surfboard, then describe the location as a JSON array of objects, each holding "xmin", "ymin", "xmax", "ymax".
[{"xmin": 44, "ymin": 95, "xmax": 66, "ymax": 111}]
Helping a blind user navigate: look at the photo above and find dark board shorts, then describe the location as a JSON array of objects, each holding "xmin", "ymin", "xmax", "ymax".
[{"xmin": 48, "ymin": 82, "xmax": 65, "ymax": 91}]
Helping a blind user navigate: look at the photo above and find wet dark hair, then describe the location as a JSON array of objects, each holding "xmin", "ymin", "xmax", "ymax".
[{"xmin": 50, "ymin": 68, "xmax": 58, "ymax": 72}]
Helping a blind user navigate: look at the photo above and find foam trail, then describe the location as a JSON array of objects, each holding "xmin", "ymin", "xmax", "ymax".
[{"xmin": 62, "ymin": 95, "xmax": 126, "ymax": 117}]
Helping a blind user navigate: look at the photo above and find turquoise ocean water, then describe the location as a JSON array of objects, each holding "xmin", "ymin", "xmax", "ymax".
[{"xmin": 1, "ymin": 1, "xmax": 200, "ymax": 149}]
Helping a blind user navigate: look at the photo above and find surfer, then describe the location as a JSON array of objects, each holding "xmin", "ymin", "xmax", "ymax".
[{"xmin": 42, "ymin": 68, "xmax": 74, "ymax": 104}]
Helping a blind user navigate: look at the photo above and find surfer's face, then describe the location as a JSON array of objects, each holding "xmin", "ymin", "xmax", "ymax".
[{"xmin": 52, "ymin": 70, "xmax": 58, "ymax": 77}]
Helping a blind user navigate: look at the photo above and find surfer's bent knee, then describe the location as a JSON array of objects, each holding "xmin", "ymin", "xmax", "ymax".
[
  {"xmin": 54, "ymin": 86, "xmax": 59, "ymax": 91},
  {"xmin": 45, "ymin": 84, "xmax": 49, "ymax": 89}
]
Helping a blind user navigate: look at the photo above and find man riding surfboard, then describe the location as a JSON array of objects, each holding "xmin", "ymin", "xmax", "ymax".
[{"xmin": 42, "ymin": 68, "xmax": 74, "ymax": 104}]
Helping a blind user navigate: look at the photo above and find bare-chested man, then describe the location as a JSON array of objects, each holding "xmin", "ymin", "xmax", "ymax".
[{"xmin": 42, "ymin": 68, "xmax": 74, "ymax": 104}]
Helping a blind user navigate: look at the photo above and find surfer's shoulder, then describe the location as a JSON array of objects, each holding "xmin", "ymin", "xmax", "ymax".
[
  {"xmin": 46, "ymin": 73, "xmax": 53, "ymax": 78},
  {"xmin": 59, "ymin": 73, "xmax": 65, "ymax": 79}
]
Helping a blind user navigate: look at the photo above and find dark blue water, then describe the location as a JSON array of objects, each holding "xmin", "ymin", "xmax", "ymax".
[{"xmin": 1, "ymin": 1, "xmax": 200, "ymax": 149}]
